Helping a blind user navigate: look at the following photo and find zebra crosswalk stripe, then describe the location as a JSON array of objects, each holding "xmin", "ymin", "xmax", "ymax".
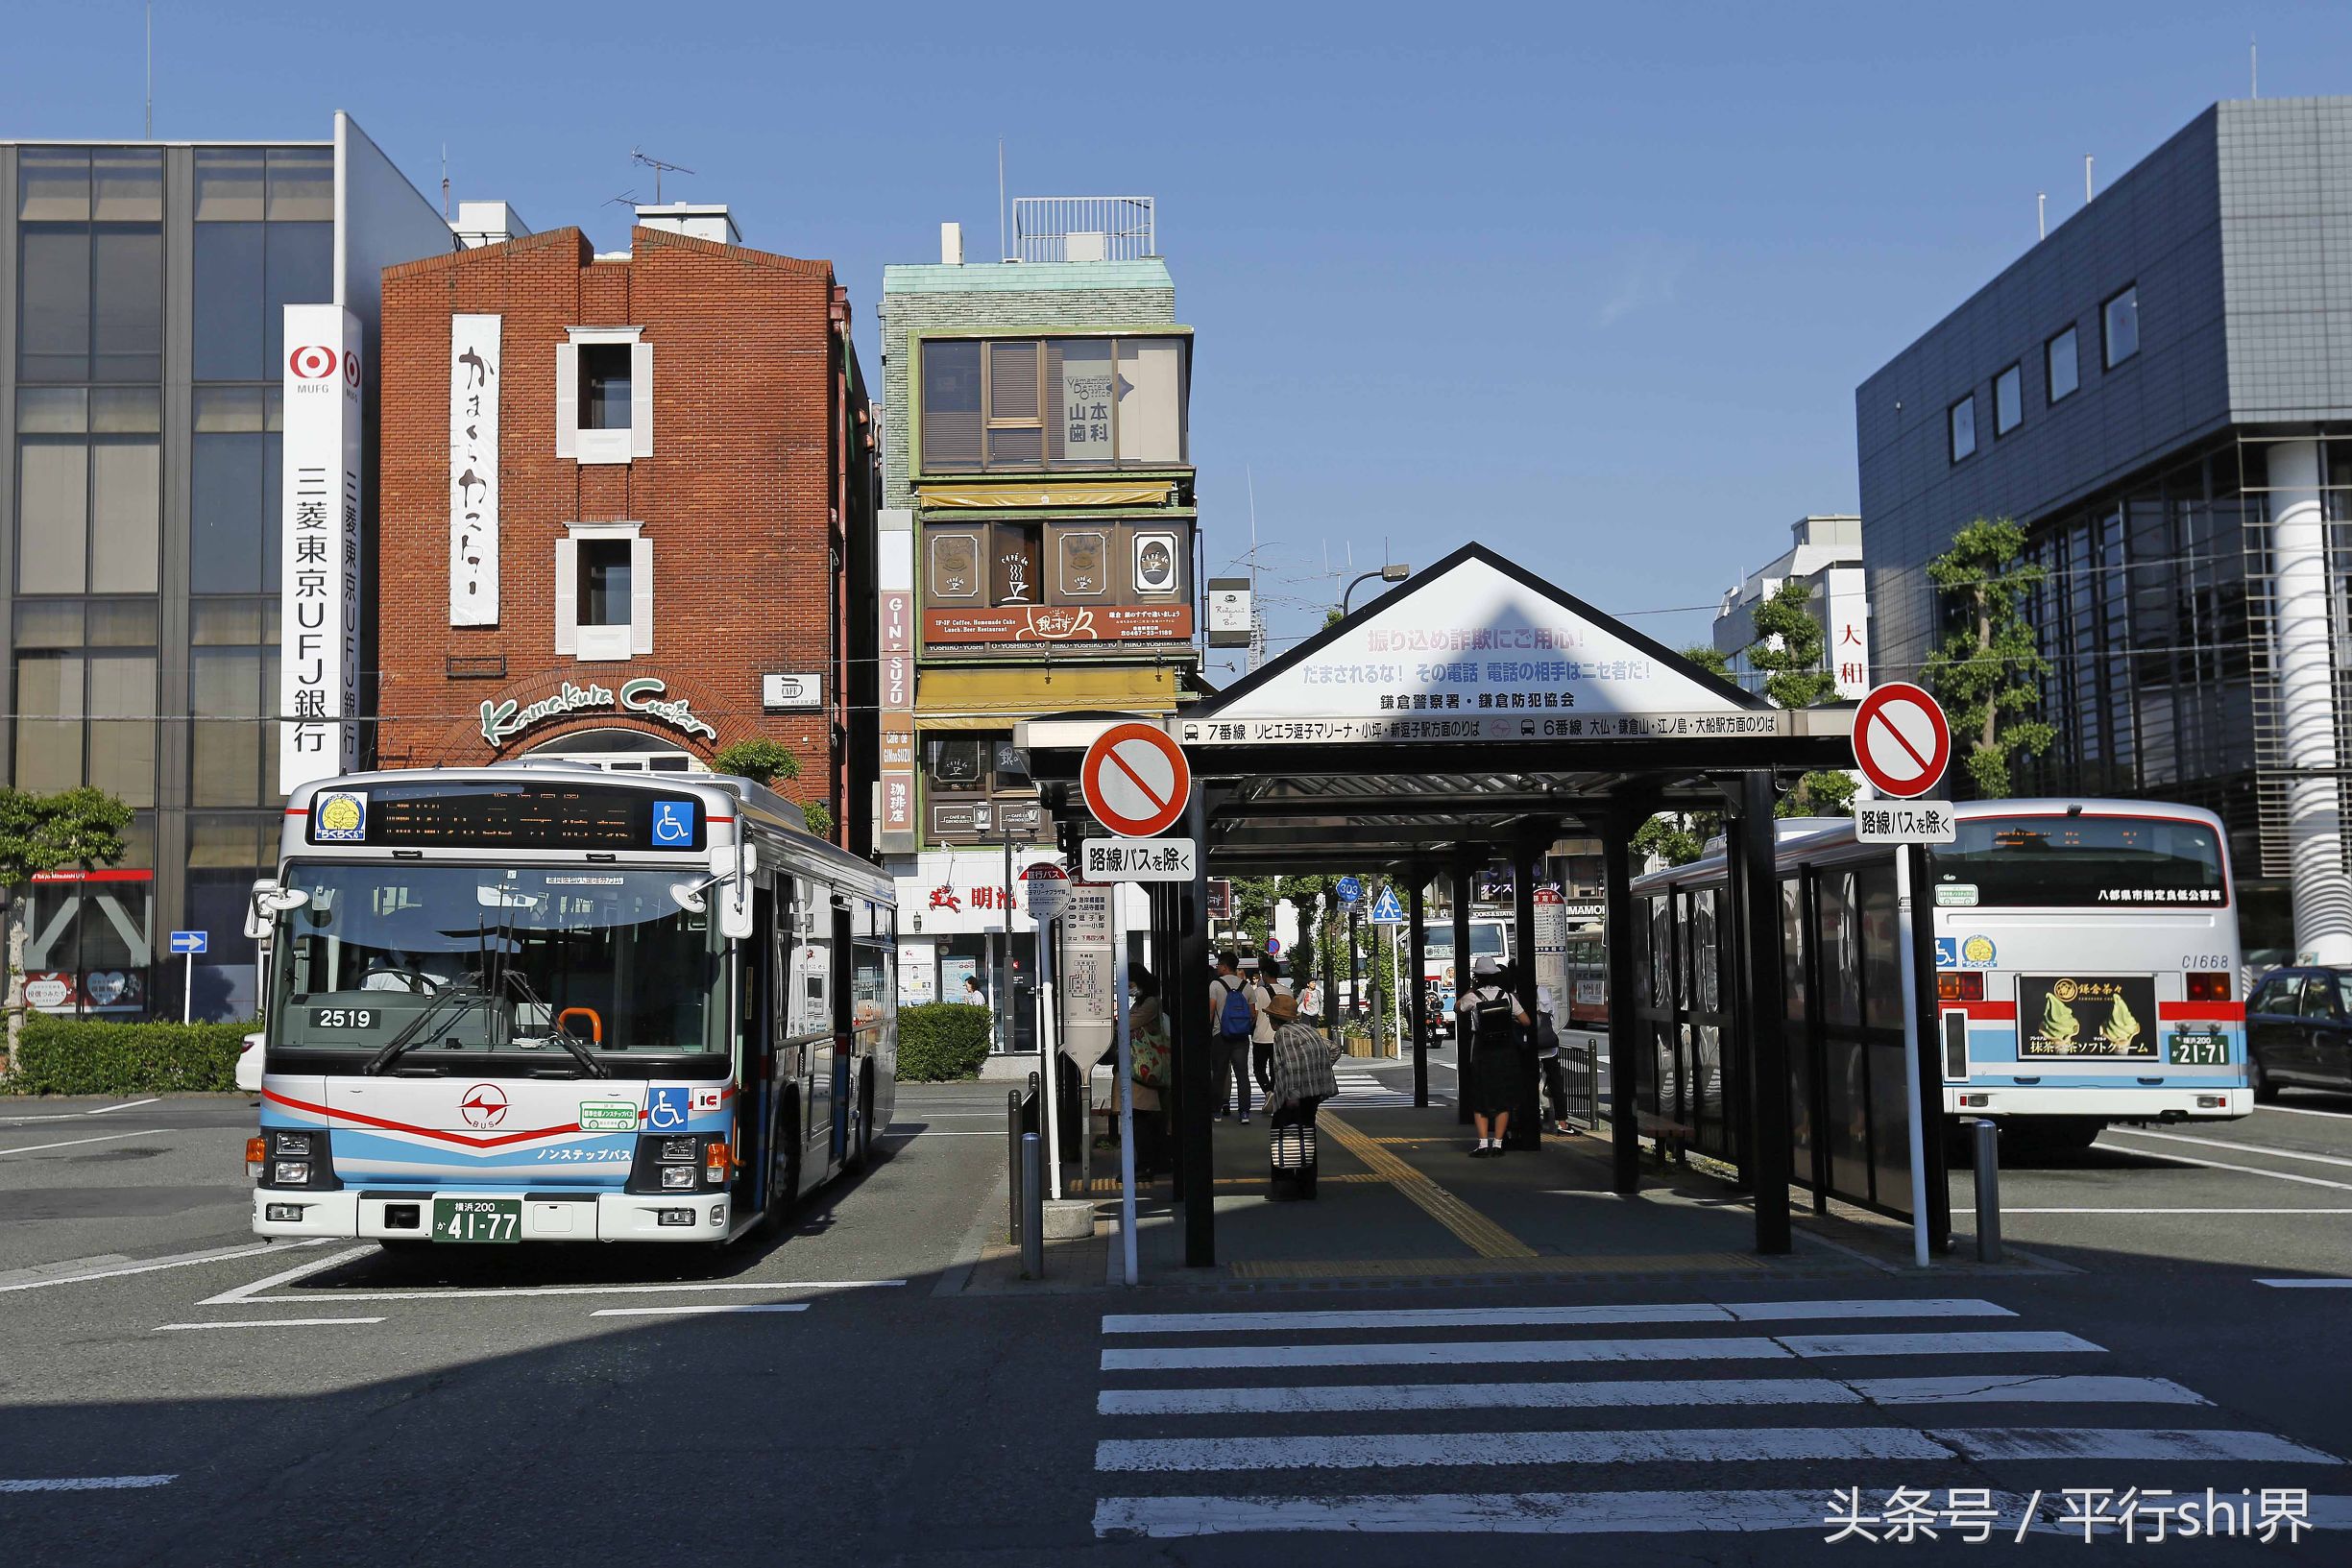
[{"xmin": 1091, "ymin": 1291, "xmax": 2347, "ymax": 1539}]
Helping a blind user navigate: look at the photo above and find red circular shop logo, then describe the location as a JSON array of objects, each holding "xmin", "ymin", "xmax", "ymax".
[
  {"xmin": 287, "ymin": 344, "xmax": 338, "ymax": 380},
  {"xmin": 459, "ymin": 1083, "xmax": 508, "ymax": 1128}
]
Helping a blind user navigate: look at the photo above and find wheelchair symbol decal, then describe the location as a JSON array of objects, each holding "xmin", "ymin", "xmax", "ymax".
[
  {"xmin": 651, "ymin": 800, "xmax": 695, "ymax": 846},
  {"xmin": 646, "ymin": 1086, "xmax": 690, "ymax": 1130}
]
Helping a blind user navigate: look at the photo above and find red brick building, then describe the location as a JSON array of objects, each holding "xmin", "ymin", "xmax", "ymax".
[{"xmin": 374, "ymin": 207, "xmax": 878, "ymax": 844}]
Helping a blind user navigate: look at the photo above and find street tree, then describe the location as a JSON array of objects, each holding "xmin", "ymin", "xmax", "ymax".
[
  {"xmin": 1919, "ymin": 517, "xmax": 2054, "ymax": 797},
  {"xmin": 0, "ymin": 785, "xmax": 133, "ymax": 1064},
  {"xmin": 711, "ymin": 738, "xmax": 833, "ymax": 839},
  {"xmin": 1632, "ymin": 646, "xmax": 1732, "ymax": 866},
  {"xmin": 1747, "ymin": 578, "xmax": 1859, "ymax": 819}
]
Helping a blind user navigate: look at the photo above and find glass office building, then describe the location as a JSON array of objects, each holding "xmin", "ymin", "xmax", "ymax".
[
  {"xmin": 1858, "ymin": 99, "xmax": 2352, "ymax": 964},
  {"xmin": 0, "ymin": 117, "xmax": 449, "ymax": 1020}
]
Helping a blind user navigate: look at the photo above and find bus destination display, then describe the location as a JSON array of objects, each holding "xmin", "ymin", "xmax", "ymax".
[{"xmin": 308, "ymin": 784, "xmax": 704, "ymax": 853}]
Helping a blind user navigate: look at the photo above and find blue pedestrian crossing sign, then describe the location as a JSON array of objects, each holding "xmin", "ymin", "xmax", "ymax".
[
  {"xmin": 169, "ymin": 930, "xmax": 207, "ymax": 955},
  {"xmin": 1368, "ymin": 886, "xmax": 1404, "ymax": 925},
  {"xmin": 1335, "ymin": 876, "xmax": 1363, "ymax": 906}
]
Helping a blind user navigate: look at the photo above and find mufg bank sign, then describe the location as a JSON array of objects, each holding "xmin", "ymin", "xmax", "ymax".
[{"xmin": 279, "ymin": 304, "xmax": 363, "ymax": 792}]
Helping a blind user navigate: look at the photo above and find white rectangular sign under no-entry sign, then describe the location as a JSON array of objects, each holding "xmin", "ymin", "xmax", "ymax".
[
  {"xmin": 1855, "ymin": 800, "xmax": 1956, "ymax": 844},
  {"xmin": 1080, "ymin": 837, "xmax": 1197, "ymax": 881}
]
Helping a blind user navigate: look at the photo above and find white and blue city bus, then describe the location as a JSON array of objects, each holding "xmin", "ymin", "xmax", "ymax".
[
  {"xmin": 1628, "ymin": 798, "xmax": 2244, "ymax": 1205},
  {"xmin": 245, "ymin": 766, "xmax": 894, "ymax": 1245}
]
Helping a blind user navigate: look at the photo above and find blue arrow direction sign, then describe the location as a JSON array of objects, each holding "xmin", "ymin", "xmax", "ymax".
[
  {"xmin": 1335, "ymin": 876, "xmax": 1363, "ymax": 906},
  {"xmin": 169, "ymin": 930, "xmax": 207, "ymax": 954},
  {"xmin": 1368, "ymin": 886, "xmax": 1405, "ymax": 924}
]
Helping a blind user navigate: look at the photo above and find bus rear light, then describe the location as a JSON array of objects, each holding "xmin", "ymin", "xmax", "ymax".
[
  {"xmin": 2197, "ymin": 1096, "xmax": 2225, "ymax": 1109},
  {"xmin": 1936, "ymin": 973, "xmax": 1984, "ymax": 1001},
  {"xmin": 1958, "ymin": 1094, "xmax": 1991, "ymax": 1108},
  {"xmin": 2187, "ymin": 972, "xmax": 2233, "ymax": 1002},
  {"xmin": 246, "ymin": 1136, "xmax": 267, "ymax": 1178}
]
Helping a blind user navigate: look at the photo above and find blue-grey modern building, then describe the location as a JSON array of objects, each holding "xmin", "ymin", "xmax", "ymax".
[
  {"xmin": 1, "ymin": 116, "xmax": 452, "ymax": 1021},
  {"xmin": 1858, "ymin": 96, "xmax": 2352, "ymax": 964}
]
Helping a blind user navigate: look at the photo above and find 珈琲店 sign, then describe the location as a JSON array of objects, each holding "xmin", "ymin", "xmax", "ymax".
[{"xmin": 924, "ymin": 604, "xmax": 1193, "ymax": 645}]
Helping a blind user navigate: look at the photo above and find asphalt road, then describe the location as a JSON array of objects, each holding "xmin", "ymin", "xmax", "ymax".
[{"xmin": 1, "ymin": 1072, "xmax": 2346, "ymax": 1565}]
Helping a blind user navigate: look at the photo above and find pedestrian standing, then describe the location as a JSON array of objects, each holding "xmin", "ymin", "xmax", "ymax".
[
  {"xmin": 1125, "ymin": 965, "xmax": 1172, "ymax": 1179},
  {"xmin": 958, "ymin": 973, "xmax": 987, "ymax": 1006},
  {"xmin": 1248, "ymin": 957, "xmax": 1290, "ymax": 1098},
  {"xmin": 1208, "ymin": 950, "xmax": 1257, "ymax": 1124},
  {"xmin": 1458, "ymin": 954, "xmax": 1530, "ymax": 1156},
  {"xmin": 1261, "ymin": 991, "xmax": 1338, "ymax": 1199},
  {"xmin": 1535, "ymin": 979, "xmax": 1578, "ymax": 1136}
]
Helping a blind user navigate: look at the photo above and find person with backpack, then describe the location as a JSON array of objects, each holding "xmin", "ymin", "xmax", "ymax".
[
  {"xmin": 1457, "ymin": 954, "xmax": 1530, "ymax": 1157},
  {"xmin": 1125, "ymin": 964, "xmax": 1172, "ymax": 1179},
  {"xmin": 1207, "ymin": 951, "xmax": 1257, "ymax": 1123},
  {"xmin": 1248, "ymin": 957, "xmax": 1291, "ymax": 1096},
  {"xmin": 1535, "ymin": 977, "xmax": 1579, "ymax": 1136}
]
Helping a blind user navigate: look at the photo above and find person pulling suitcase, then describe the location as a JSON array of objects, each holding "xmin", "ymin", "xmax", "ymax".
[{"xmin": 1262, "ymin": 992, "xmax": 1339, "ymax": 1200}]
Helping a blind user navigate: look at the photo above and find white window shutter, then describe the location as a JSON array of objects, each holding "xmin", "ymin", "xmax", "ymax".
[
  {"xmin": 554, "ymin": 536, "xmax": 578, "ymax": 655},
  {"xmin": 630, "ymin": 342, "xmax": 653, "ymax": 458},
  {"xmin": 630, "ymin": 535, "xmax": 654, "ymax": 654},
  {"xmin": 554, "ymin": 342, "xmax": 578, "ymax": 459}
]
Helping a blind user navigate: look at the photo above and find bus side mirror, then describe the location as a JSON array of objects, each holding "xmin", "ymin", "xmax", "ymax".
[
  {"xmin": 712, "ymin": 841, "xmax": 755, "ymax": 942},
  {"xmin": 245, "ymin": 880, "xmax": 277, "ymax": 940}
]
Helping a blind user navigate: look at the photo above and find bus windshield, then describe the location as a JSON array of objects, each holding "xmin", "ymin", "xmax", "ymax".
[
  {"xmin": 271, "ymin": 863, "xmax": 724, "ymax": 1055},
  {"xmin": 1929, "ymin": 814, "xmax": 2227, "ymax": 908},
  {"xmin": 1425, "ymin": 923, "xmax": 1508, "ymax": 958}
]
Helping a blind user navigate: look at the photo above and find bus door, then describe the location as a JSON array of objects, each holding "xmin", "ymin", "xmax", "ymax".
[
  {"xmin": 788, "ymin": 874, "xmax": 837, "ymax": 1167},
  {"xmin": 828, "ymin": 896, "xmax": 854, "ymax": 1166},
  {"xmin": 739, "ymin": 880, "xmax": 777, "ymax": 1210}
]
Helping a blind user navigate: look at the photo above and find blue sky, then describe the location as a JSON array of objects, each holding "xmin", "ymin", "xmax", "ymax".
[{"xmin": 9, "ymin": 1, "xmax": 2345, "ymax": 667}]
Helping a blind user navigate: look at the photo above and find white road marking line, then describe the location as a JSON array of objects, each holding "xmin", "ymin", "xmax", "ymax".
[
  {"xmin": 1096, "ymin": 1373, "xmax": 2204, "ymax": 1418},
  {"xmin": 590, "ymin": 1303, "xmax": 810, "ymax": 1317},
  {"xmin": 1101, "ymin": 1329, "xmax": 2097, "ymax": 1371},
  {"xmin": 154, "ymin": 1316, "xmax": 383, "ymax": 1331},
  {"xmin": 1854, "ymin": 1375, "xmax": 2209, "ymax": 1406},
  {"xmin": 2095, "ymin": 1135, "xmax": 2352, "ymax": 1192},
  {"xmin": 198, "ymin": 1244, "xmax": 375, "ymax": 1305},
  {"xmin": 1096, "ymin": 1490, "xmax": 2352, "ymax": 1538},
  {"xmin": 1097, "ymin": 1426, "xmax": 2343, "ymax": 1474},
  {"xmin": 0, "ymin": 1475, "xmax": 177, "ymax": 1494},
  {"xmin": 2013, "ymin": 1213, "xmax": 2352, "ymax": 1222},
  {"xmin": 1102, "ymin": 1297, "xmax": 2010, "ymax": 1336},
  {"xmin": 0, "ymin": 1127, "xmax": 167, "ymax": 1157},
  {"xmin": 2257, "ymin": 1100, "xmax": 2352, "ymax": 1121},
  {"xmin": 880, "ymin": 1130, "xmax": 1000, "ymax": 1137},
  {"xmin": 0, "ymin": 1239, "xmax": 330, "ymax": 1296},
  {"xmin": 1939, "ymin": 1427, "xmax": 2342, "ymax": 1464},
  {"xmin": 2256, "ymin": 1277, "xmax": 2352, "ymax": 1289},
  {"xmin": 231, "ymin": 1277, "xmax": 908, "ymax": 1305},
  {"xmin": 0, "ymin": 1097, "xmax": 161, "ymax": 1124},
  {"xmin": 2105, "ymin": 1127, "xmax": 2352, "ymax": 1170},
  {"xmin": 1097, "ymin": 1427, "xmax": 1960, "ymax": 1472}
]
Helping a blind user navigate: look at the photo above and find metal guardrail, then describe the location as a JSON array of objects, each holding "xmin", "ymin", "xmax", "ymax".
[{"xmin": 1012, "ymin": 196, "xmax": 1155, "ymax": 263}]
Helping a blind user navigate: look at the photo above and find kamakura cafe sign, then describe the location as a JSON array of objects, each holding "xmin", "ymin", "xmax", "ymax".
[{"xmin": 480, "ymin": 678, "xmax": 718, "ymax": 748}]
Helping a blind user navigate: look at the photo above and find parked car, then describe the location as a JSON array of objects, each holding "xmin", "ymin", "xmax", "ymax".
[
  {"xmin": 2245, "ymin": 968, "xmax": 2352, "ymax": 1099},
  {"xmin": 235, "ymin": 1029, "xmax": 264, "ymax": 1093}
]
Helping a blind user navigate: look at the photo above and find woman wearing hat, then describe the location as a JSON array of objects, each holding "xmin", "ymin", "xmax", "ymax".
[
  {"xmin": 1261, "ymin": 989, "xmax": 1340, "ymax": 1199},
  {"xmin": 1458, "ymin": 953, "xmax": 1531, "ymax": 1157}
]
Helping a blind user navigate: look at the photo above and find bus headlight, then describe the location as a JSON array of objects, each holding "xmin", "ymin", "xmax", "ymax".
[
  {"xmin": 273, "ymin": 1160, "xmax": 311, "ymax": 1185},
  {"xmin": 273, "ymin": 1131, "xmax": 312, "ymax": 1157},
  {"xmin": 661, "ymin": 1166, "xmax": 695, "ymax": 1190},
  {"xmin": 660, "ymin": 1137, "xmax": 696, "ymax": 1163}
]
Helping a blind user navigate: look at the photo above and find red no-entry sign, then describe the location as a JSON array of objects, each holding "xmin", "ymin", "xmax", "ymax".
[
  {"xmin": 1852, "ymin": 682, "xmax": 1952, "ymax": 799},
  {"xmin": 1080, "ymin": 722, "xmax": 1192, "ymax": 838}
]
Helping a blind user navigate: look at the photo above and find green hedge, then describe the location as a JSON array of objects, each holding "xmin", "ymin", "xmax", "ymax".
[
  {"xmin": 895, "ymin": 1002, "xmax": 993, "ymax": 1082},
  {"xmin": 8, "ymin": 1017, "xmax": 255, "ymax": 1096}
]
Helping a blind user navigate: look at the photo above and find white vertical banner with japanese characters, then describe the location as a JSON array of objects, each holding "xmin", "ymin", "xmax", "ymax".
[
  {"xmin": 1059, "ymin": 880, "xmax": 1116, "ymax": 1073},
  {"xmin": 449, "ymin": 313, "xmax": 500, "ymax": 626},
  {"xmin": 279, "ymin": 304, "xmax": 363, "ymax": 793}
]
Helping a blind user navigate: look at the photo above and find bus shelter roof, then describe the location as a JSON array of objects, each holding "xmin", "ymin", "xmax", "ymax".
[{"xmin": 1016, "ymin": 543, "xmax": 1856, "ymax": 871}]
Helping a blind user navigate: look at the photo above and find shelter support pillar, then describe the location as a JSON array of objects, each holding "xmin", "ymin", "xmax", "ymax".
[
  {"xmin": 1600, "ymin": 804, "xmax": 1643, "ymax": 1195},
  {"xmin": 1734, "ymin": 772, "xmax": 1793, "ymax": 1255},
  {"xmin": 1453, "ymin": 847, "xmax": 1475, "ymax": 1124},
  {"xmin": 1507, "ymin": 826, "xmax": 1543, "ymax": 1150},
  {"xmin": 1408, "ymin": 867, "xmax": 1429, "ymax": 1108},
  {"xmin": 1177, "ymin": 786, "xmax": 1216, "ymax": 1268},
  {"xmin": 1154, "ymin": 881, "xmax": 1183, "ymax": 1194}
]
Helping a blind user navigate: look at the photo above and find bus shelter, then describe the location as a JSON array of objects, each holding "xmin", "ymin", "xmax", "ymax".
[{"xmin": 1018, "ymin": 543, "xmax": 1928, "ymax": 1266}]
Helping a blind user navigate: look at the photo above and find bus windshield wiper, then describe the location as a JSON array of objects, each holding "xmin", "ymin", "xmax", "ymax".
[
  {"xmin": 499, "ymin": 969, "xmax": 608, "ymax": 1079},
  {"xmin": 362, "ymin": 983, "xmax": 489, "ymax": 1076}
]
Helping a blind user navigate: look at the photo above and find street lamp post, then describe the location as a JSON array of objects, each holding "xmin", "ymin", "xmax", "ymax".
[{"xmin": 1340, "ymin": 562, "xmax": 1411, "ymax": 617}]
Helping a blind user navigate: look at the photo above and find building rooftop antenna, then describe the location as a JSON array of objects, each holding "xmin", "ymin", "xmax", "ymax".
[
  {"xmin": 629, "ymin": 147, "xmax": 695, "ymax": 205},
  {"xmin": 441, "ymin": 144, "xmax": 450, "ymax": 222}
]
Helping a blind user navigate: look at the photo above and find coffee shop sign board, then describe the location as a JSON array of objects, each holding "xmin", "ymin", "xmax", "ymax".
[{"xmin": 480, "ymin": 677, "xmax": 718, "ymax": 748}]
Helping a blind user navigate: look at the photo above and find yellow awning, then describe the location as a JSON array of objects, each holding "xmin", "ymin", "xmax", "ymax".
[
  {"xmin": 918, "ymin": 481, "xmax": 1173, "ymax": 510},
  {"xmin": 915, "ymin": 663, "xmax": 1181, "ymax": 730}
]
